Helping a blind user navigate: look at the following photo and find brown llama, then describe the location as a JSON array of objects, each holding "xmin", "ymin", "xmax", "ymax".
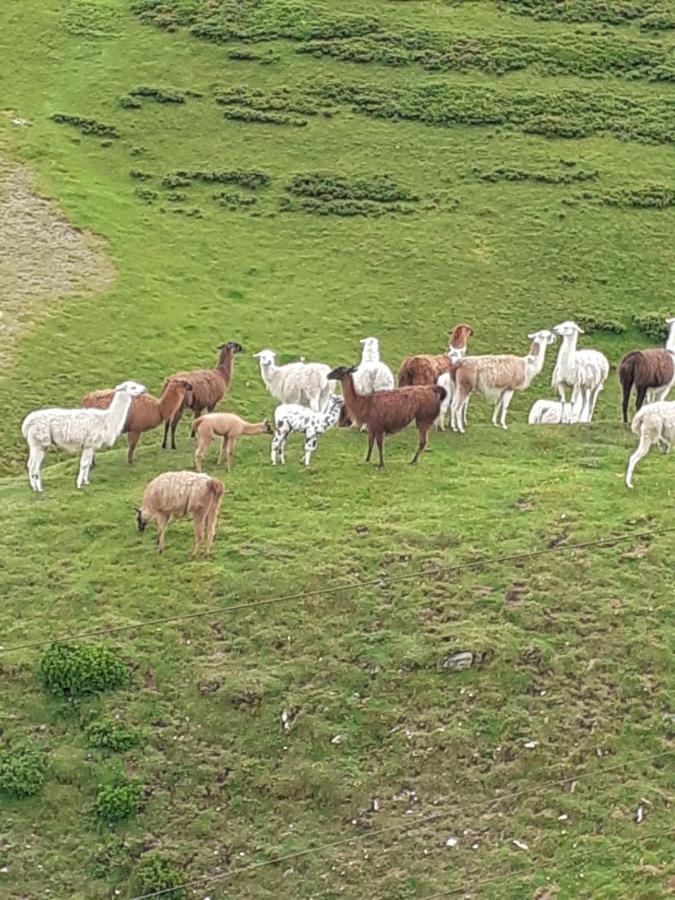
[
  {"xmin": 82, "ymin": 378, "xmax": 192, "ymax": 464},
  {"xmin": 192, "ymin": 412, "xmax": 272, "ymax": 473},
  {"xmin": 328, "ymin": 366, "xmax": 446, "ymax": 467},
  {"xmin": 618, "ymin": 318, "xmax": 675, "ymax": 423},
  {"xmin": 162, "ymin": 341, "xmax": 243, "ymax": 450},
  {"xmin": 135, "ymin": 470, "xmax": 224, "ymax": 558},
  {"xmin": 398, "ymin": 323, "xmax": 473, "ymax": 387}
]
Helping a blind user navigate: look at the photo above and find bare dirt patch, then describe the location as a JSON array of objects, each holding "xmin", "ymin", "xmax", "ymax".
[{"xmin": 0, "ymin": 157, "xmax": 115, "ymax": 371}]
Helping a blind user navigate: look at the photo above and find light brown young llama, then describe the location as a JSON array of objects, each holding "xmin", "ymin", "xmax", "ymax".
[
  {"xmin": 192, "ymin": 413, "xmax": 272, "ymax": 472},
  {"xmin": 135, "ymin": 471, "xmax": 224, "ymax": 558},
  {"xmin": 83, "ymin": 378, "xmax": 192, "ymax": 464}
]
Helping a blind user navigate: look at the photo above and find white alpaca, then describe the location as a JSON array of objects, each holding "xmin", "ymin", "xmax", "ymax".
[
  {"xmin": 435, "ymin": 348, "xmax": 465, "ymax": 430},
  {"xmin": 451, "ymin": 330, "xmax": 556, "ymax": 432},
  {"xmin": 271, "ymin": 394, "xmax": 343, "ymax": 466},
  {"xmin": 528, "ymin": 392, "xmax": 585, "ymax": 425},
  {"xmin": 353, "ymin": 337, "xmax": 395, "ymax": 394},
  {"xmin": 22, "ymin": 380, "xmax": 146, "ymax": 492},
  {"xmin": 254, "ymin": 349, "xmax": 334, "ymax": 412},
  {"xmin": 625, "ymin": 400, "xmax": 675, "ymax": 488},
  {"xmin": 551, "ymin": 321, "xmax": 609, "ymax": 424}
]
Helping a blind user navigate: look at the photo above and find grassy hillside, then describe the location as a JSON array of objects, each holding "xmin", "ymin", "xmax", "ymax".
[{"xmin": 0, "ymin": 1, "xmax": 673, "ymax": 898}]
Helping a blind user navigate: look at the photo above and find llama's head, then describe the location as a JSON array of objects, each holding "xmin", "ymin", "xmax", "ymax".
[
  {"xmin": 219, "ymin": 341, "xmax": 244, "ymax": 355},
  {"xmin": 254, "ymin": 349, "xmax": 276, "ymax": 367},
  {"xmin": 666, "ymin": 316, "xmax": 675, "ymax": 328},
  {"xmin": 262, "ymin": 418, "xmax": 273, "ymax": 435},
  {"xmin": 359, "ymin": 336, "xmax": 379, "ymax": 356},
  {"xmin": 528, "ymin": 329, "xmax": 556, "ymax": 347},
  {"xmin": 134, "ymin": 506, "xmax": 148, "ymax": 532},
  {"xmin": 327, "ymin": 366, "xmax": 357, "ymax": 381},
  {"xmin": 174, "ymin": 378, "xmax": 193, "ymax": 393},
  {"xmin": 553, "ymin": 321, "xmax": 583, "ymax": 338},
  {"xmin": 448, "ymin": 323, "xmax": 473, "ymax": 349},
  {"xmin": 114, "ymin": 380, "xmax": 147, "ymax": 397}
]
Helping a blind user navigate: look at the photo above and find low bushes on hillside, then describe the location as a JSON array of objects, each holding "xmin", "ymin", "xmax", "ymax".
[
  {"xmin": 134, "ymin": 853, "xmax": 186, "ymax": 900},
  {"xmin": 39, "ymin": 642, "xmax": 130, "ymax": 697},
  {"xmin": 633, "ymin": 313, "xmax": 670, "ymax": 341},
  {"xmin": 51, "ymin": 114, "xmax": 119, "ymax": 138},
  {"xmin": 94, "ymin": 777, "xmax": 144, "ymax": 822},
  {"xmin": 0, "ymin": 743, "xmax": 47, "ymax": 798},
  {"xmin": 84, "ymin": 719, "xmax": 140, "ymax": 752}
]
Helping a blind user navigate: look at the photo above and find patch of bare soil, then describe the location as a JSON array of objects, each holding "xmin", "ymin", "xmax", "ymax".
[{"xmin": 0, "ymin": 157, "xmax": 115, "ymax": 371}]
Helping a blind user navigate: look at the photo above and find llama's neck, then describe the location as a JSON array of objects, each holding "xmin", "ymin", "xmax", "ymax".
[
  {"xmin": 105, "ymin": 392, "xmax": 134, "ymax": 444},
  {"xmin": 218, "ymin": 350, "xmax": 235, "ymax": 384},
  {"xmin": 242, "ymin": 421, "xmax": 267, "ymax": 436},
  {"xmin": 158, "ymin": 384, "xmax": 184, "ymax": 420},
  {"xmin": 323, "ymin": 400, "xmax": 343, "ymax": 428},
  {"xmin": 341, "ymin": 375, "xmax": 368, "ymax": 420},
  {"xmin": 259, "ymin": 359, "xmax": 278, "ymax": 388},
  {"xmin": 524, "ymin": 341, "xmax": 548, "ymax": 385},
  {"xmin": 448, "ymin": 345, "xmax": 466, "ymax": 359},
  {"xmin": 666, "ymin": 323, "xmax": 675, "ymax": 353},
  {"xmin": 558, "ymin": 333, "xmax": 578, "ymax": 364}
]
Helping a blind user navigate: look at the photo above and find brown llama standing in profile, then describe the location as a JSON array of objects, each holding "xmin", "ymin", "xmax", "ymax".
[
  {"xmin": 82, "ymin": 378, "xmax": 192, "ymax": 464},
  {"xmin": 618, "ymin": 317, "xmax": 675, "ymax": 423},
  {"xmin": 398, "ymin": 323, "xmax": 473, "ymax": 387},
  {"xmin": 328, "ymin": 366, "xmax": 446, "ymax": 467},
  {"xmin": 162, "ymin": 341, "xmax": 243, "ymax": 450}
]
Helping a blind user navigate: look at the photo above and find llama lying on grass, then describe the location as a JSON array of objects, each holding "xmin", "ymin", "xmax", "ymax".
[
  {"xmin": 619, "ymin": 317, "xmax": 675, "ymax": 423},
  {"xmin": 398, "ymin": 323, "xmax": 473, "ymax": 387},
  {"xmin": 528, "ymin": 393, "xmax": 584, "ymax": 425},
  {"xmin": 451, "ymin": 330, "xmax": 556, "ymax": 432},
  {"xmin": 271, "ymin": 394, "xmax": 343, "ymax": 466},
  {"xmin": 82, "ymin": 378, "xmax": 192, "ymax": 464},
  {"xmin": 192, "ymin": 413, "xmax": 272, "ymax": 472},
  {"xmin": 328, "ymin": 366, "xmax": 445, "ymax": 467},
  {"xmin": 625, "ymin": 401, "xmax": 675, "ymax": 488},
  {"xmin": 135, "ymin": 470, "xmax": 224, "ymax": 557},
  {"xmin": 162, "ymin": 341, "xmax": 243, "ymax": 450},
  {"xmin": 22, "ymin": 380, "xmax": 146, "ymax": 492},
  {"xmin": 254, "ymin": 349, "xmax": 335, "ymax": 412},
  {"xmin": 551, "ymin": 321, "xmax": 609, "ymax": 424},
  {"xmin": 340, "ymin": 337, "xmax": 395, "ymax": 429}
]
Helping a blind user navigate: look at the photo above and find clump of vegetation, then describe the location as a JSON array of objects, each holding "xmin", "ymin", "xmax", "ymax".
[
  {"xmin": 215, "ymin": 85, "xmax": 325, "ymax": 118},
  {"xmin": 214, "ymin": 190, "xmax": 258, "ymax": 210},
  {"xmin": 166, "ymin": 191, "xmax": 187, "ymax": 202},
  {"xmin": 84, "ymin": 718, "xmax": 140, "ymax": 752},
  {"xmin": 287, "ymin": 172, "xmax": 418, "ymax": 203},
  {"xmin": 0, "ymin": 743, "xmax": 47, "ymax": 798},
  {"xmin": 501, "ymin": 0, "xmax": 662, "ymax": 27},
  {"xmin": 129, "ymin": 170, "xmax": 153, "ymax": 180},
  {"xmin": 39, "ymin": 642, "xmax": 130, "ymax": 697},
  {"xmin": 576, "ymin": 316, "xmax": 626, "ymax": 334},
  {"xmin": 279, "ymin": 196, "xmax": 415, "ymax": 217},
  {"xmin": 592, "ymin": 184, "xmax": 675, "ymax": 208},
  {"xmin": 162, "ymin": 169, "xmax": 270, "ymax": 189},
  {"xmin": 634, "ymin": 313, "xmax": 670, "ymax": 341},
  {"xmin": 61, "ymin": 0, "xmax": 121, "ymax": 38},
  {"xmin": 94, "ymin": 778, "xmax": 144, "ymax": 822},
  {"xmin": 51, "ymin": 113, "xmax": 119, "ymax": 138},
  {"xmin": 227, "ymin": 48, "xmax": 280, "ymax": 64},
  {"xmin": 135, "ymin": 187, "xmax": 158, "ymax": 203},
  {"xmin": 118, "ymin": 95, "xmax": 143, "ymax": 109},
  {"xmin": 129, "ymin": 85, "xmax": 186, "ymax": 103},
  {"xmin": 222, "ymin": 106, "xmax": 307, "ymax": 126},
  {"xmin": 474, "ymin": 164, "xmax": 598, "ymax": 184},
  {"xmin": 134, "ymin": 853, "xmax": 186, "ymax": 900}
]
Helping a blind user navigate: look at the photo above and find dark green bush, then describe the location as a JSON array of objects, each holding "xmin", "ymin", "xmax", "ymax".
[
  {"xmin": 633, "ymin": 313, "xmax": 670, "ymax": 341},
  {"xmin": 39, "ymin": 642, "xmax": 130, "ymax": 697},
  {"xmin": 130, "ymin": 85, "xmax": 186, "ymax": 103},
  {"xmin": 129, "ymin": 170, "xmax": 153, "ymax": 180},
  {"xmin": 85, "ymin": 719, "xmax": 140, "ymax": 752},
  {"xmin": 474, "ymin": 164, "xmax": 598, "ymax": 184},
  {"xmin": 279, "ymin": 196, "xmax": 415, "ymax": 218},
  {"xmin": 134, "ymin": 853, "xmax": 186, "ymax": 900},
  {"xmin": 94, "ymin": 778, "xmax": 143, "ymax": 821},
  {"xmin": 119, "ymin": 95, "xmax": 143, "ymax": 109},
  {"xmin": 135, "ymin": 188, "xmax": 158, "ymax": 203},
  {"xmin": 214, "ymin": 190, "xmax": 258, "ymax": 210},
  {"xmin": 51, "ymin": 114, "xmax": 119, "ymax": 138},
  {"xmin": 287, "ymin": 172, "xmax": 418, "ymax": 203},
  {"xmin": 162, "ymin": 169, "xmax": 270, "ymax": 190},
  {"xmin": 576, "ymin": 316, "xmax": 626, "ymax": 334},
  {"xmin": 223, "ymin": 106, "xmax": 307, "ymax": 126},
  {"xmin": 0, "ymin": 744, "xmax": 46, "ymax": 798}
]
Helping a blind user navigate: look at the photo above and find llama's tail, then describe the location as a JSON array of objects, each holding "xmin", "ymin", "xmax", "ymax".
[
  {"xmin": 207, "ymin": 478, "xmax": 224, "ymax": 502},
  {"xmin": 619, "ymin": 352, "xmax": 640, "ymax": 424},
  {"xmin": 432, "ymin": 384, "xmax": 448, "ymax": 404}
]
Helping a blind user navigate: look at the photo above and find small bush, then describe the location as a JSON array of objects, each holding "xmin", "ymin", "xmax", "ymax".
[
  {"xmin": 0, "ymin": 744, "xmax": 46, "ymax": 798},
  {"xmin": 287, "ymin": 172, "xmax": 418, "ymax": 203},
  {"xmin": 94, "ymin": 778, "xmax": 143, "ymax": 822},
  {"xmin": 130, "ymin": 85, "xmax": 186, "ymax": 103},
  {"xmin": 129, "ymin": 170, "xmax": 153, "ymax": 180},
  {"xmin": 223, "ymin": 106, "xmax": 307, "ymax": 126},
  {"xmin": 51, "ymin": 113, "xmax": 119, "ymax": 138},
  {"xmin": 39, "ymin": 642, "xmax": 130, "ymax": 697},
  {"xmin": 576, "ymin": 316, "xmax": 626, "ymax": 334},
  {"xmin": 85, "ymin": 719, "xmax": 140, "ymax": 752},
  {"xmin": 135, "ymin": 187, "xmax": 158, "ymax": 203},
  {"xmin": 633, "ymin": 313, "xmax": 670, "ymax": 341},
  {"xmin": 162, "ymin": 169, "xmax": 269, "ymax": 190},
  {"xmin": 214, "ymin": 190, "xmax": 258, "ymax": 210},
  {"xmin": 135, "ymin": 853, "xmax": 186, "ymax": 900},
  {"xmin": 119, "ymin": 95, "xmax": 142, "ymax": 109}
]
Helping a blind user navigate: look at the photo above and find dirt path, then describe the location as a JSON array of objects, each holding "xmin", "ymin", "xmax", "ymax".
[{"xmin": 0, "ymin": 156, "xmax": 115, "ymax": 371}]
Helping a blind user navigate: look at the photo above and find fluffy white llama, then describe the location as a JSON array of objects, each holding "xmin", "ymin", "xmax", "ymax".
[
  {"xmin": 271, "ymin": 394, "xmax": 343, "ymax": 466},
  {"xmin": 254, "ymin": 349, "xmax": 334, "ymax": 412},
  {"xmin": 353, "ymin": 337, "xmax": 395, "ymax": 395},
  {"xmin": 625, "ymin": 400, "xmax": 675, "ymax": 488},
  {"xmin": 551, "ymin": 321, "xmax": 609, "ymax": 424},
  {"xmin": 528, "ymin": 392, "xmax": 585, "ymax": 425},
  {"xmin": 451, "ymin": 330, "xmax": 556, "ymax": 432},
  {"xmin": 22, "ymin": 380, "xmax": 147, "ymax": 492}
]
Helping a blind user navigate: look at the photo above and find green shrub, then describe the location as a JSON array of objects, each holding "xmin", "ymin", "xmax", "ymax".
[
  {"xmin": 85, "ymin": 719, "xmax": 140, "ymax": 752},
  {"xmin": 223, "ymin": 106, "xmax": 307, "ymax": 126},
  {"xmin": 39, "ymin": 642, "xmax": 130, "ymax": 697},
  {"xmin": 0, "ymin": 744, "xmax": 46, "ymax": 798},
  {"xmin": 130, "ymin": 85, "xmax": 186, "ymax": 103},
  {"xmin": 134, "ymin": 853, "xmax": 186, "ymax": 899},
  {"xmin": 135, "ymin": 187, "xmax": 158, "ymax": 203},
  {"xmin": 51, "ymin": 113, "xmax": 119, "ymax": 138},
  {"xmin": 94, "ymin": 778, "xmax": 144, "ymax": 822},
  {"xmin": 287, "ymin": 172, "xmax": 418, "ymax": 203},
  {"xmin": 474, "ymin": 164, "xmax": 598, "ymax": 185},
  {"xmin": 129, "ymin": 170, "xmax": 153, "ymax": 180},
  {"xmin": 162, "ymin": 169, "xmax": 270, "ymax": 190},
  {"xmin": 214, "ymin": 190, "xmax": 258, "ymax": 210},
  {"xmin": 576, "ymin": 316, "xmax": 626, "ymax": 334},
  {"xmin": 633, "ymin": 313, "xmax": 670, "ymax": 341},
  {"xmin": 119, "ymin": 94, "xmax": 143, "ymax": 109}
]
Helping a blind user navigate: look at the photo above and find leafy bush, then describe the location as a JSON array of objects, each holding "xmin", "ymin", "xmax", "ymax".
[
  {"xmin": 130, "ymin": 85, "xmax": 186, "ymax": 103},
  {"xmin": 85, "ymin": 719, "xmax": 140, "ymax": 752},
  {"xmin": 223, "ymin": 106, "xmax": 307, "ymax": 126},
  {"xmin": 134, "ymin": 853, "xmax": 186, "ymax": 899},
  {"xmin": 119, "ymin": 95, "xmax": 143, "ymax": 109},
  {"xmin": 51, "ymin": 114, "xmax": 119, "ymax": 138},
  {"xmin": 129, "ymin": 170, "xmax": 153, "ymax": 180},
  {"xmin": 576, "ymin": 316, "xmax": 626, "ymax": 334},
  {"xmin": 0, "ymin": 744, "xmax": 46, "ymax": 798},
  {"xmin": 162, "ymin": 169, "xmax": 270, "ymax": 189},
  {"xmin": 287, "ymin": 172, "xmax": 418, "ymax": 203},
  {"xmin": 214, "ymin": 190, "xmax": 258, "ymax": 210},
  {"xmin": 39, "ymin": 642, "xmax": 130, "ymax": 697},
  {"xmin": 279, "ymin": 196, "xmax": 415, "ymax": 218},
  {"xmin": 474, "ymin": 164, "xmax": 598, "ymax": 185},
  {"xmin": 94, "ymin": 778, "xmax": 143, "ymax": 821},
  {"xmin": 135, "ymin": 187, "xmax": 158, "ymax": 203},
  {"xmin": 633, "ymin": 313, "xmax": 670, "ymax": 341}
]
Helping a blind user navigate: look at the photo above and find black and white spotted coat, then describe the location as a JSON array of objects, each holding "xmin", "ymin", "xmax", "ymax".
[{"xmin": 271, "ymin": 394, "xmax": 343, "ymax": 466}]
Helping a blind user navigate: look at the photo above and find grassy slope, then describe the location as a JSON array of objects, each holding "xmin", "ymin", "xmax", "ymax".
[{"xmin": 0, "ymin": 1, "xmax": 673, "ymax": 897}]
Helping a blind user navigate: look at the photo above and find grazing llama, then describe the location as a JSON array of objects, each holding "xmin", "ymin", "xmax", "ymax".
[
  {"xmin": 82, "ymin": 378, "xmax": 192, "ymax": 464},
  {"xmin": 451, "ymin": 330, "xmax": 556, "ymax": 432},
  {"xmin": 328, "ymin": 366, "xmax": 445, "ymax": 467},
  {"xmin": 625, "ymin": 401, "xmax": 675, "ymax": 488},
  {"xmin": 618, "ymin": 317, "xmax": 675, "ymax": 423},
  {"xmin": 162, "ymin": 341, "xmax": 243, "ymax": 450},
  {"xmin": 398, "ymin": 323, "xmax": 473, "ymax": 387},
  {"xmin": 551, "ymin": 321, "xmax": 609, "ymax": 423},
  {"xmin": 135, "ymin": 470, "xmax": 224, "ymax": 557},
  {"xmin": 254, "ymin": 349, "xmax": 334, "ymax": 412},
  {"xmin": 271, "ymin": 394, "xmax": 343, "ymax": 467},
  {"xmin": 22, "ymin": 381, "xmax": 146, "ymax": 492},
  {"xmin": 192, "ymin": 413, "xmax": 272, "ymax": 472}
]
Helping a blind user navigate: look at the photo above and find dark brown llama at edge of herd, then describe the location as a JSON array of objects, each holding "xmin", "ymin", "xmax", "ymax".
[
  {"xmin": 397, "ymin": 323, "xmax": 473, "ymax": 386},
  {"xmin": 328, "ymin": 366, "xmax": 446, "ymax": 467},
  {"xmin": 618, "ymin": 317, "xmax": 675, "ymax": 424},
  {"xmin": 162, "ymin": 341, "xmax": 243, "ymax": 450}
]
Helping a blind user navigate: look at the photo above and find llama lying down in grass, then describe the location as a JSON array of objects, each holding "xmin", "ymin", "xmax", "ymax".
[
  {"xmin": 22, "ymin": 380, "xmax": 146, "ymax": 492},
  {"xmin": 527, "ymin": 392, "xmax": 585, "ymax": 425},
  {"xmin": 271, "ymin": 394, "xmax": 343, "ymax": 466}
]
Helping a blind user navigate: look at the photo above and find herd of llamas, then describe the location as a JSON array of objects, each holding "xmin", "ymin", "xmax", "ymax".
[{"xmin": 19, "ymin": 318, "xmax": 675, "ymax": 554}]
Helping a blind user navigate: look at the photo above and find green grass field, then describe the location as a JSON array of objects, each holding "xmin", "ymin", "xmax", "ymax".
[{"xmin": 1, "ymin": 1, "xmax": 674, "ymax": 897}]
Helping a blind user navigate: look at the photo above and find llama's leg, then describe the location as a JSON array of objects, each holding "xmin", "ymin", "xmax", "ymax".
[
  {"xmin": 588, "ymin": 384, "xmax": 602, "ymax": 420},
  {"xmin": 303, "ymin": 433, "xmax": 317, "ymax": 467},
  {"xmin": 625, "ymin": 433, "xmax": 653, "ymax": 489},
  {"xmin": 500, "ymin": 391, "xmax": 513, "ymax": 429},
  {"xmin": 190, "ymin": 515, "xmax": 206, "ymax": 559},
  {"xmin": 376, "ymin": 433, "xmax": 385, "ymax": 468},
  {"xmin": 195, "ymin": 437, "xmax": 207, "ymax": 473},
  {"xmin": 216, "ymin": 436, "xmax": 227, "ymax": 467},
  {"xmin": 77, "ymin": 448, "xmax": 95, "ymax": 489},
  {"xmin": 225, "ymin": 437, "xmax": 236, "ymax": 472},
  {"xmin": 635, "ymin": 385, "xmax": 648, "ymax": 414},
  {"xmin": 410, "ymin": 424, "xmax": 430, "ymax": 464},
  {"xmin": 170, "ymin": 406, "xmax": 186, "ymax": 450},
  {"xmin": 155, "ymin": 514, "xmax": 169, "ymax": 553},
  {"xmin": 491, "ymin": 397, "xmax": 501, "ymax": 428},
  {"xmin": 365, "ymin": 431, "xmax": 374, "ymax": 463},
  {"xmin": 460, "ymin": 399, "xmax": 468, "ymax": 433},
  {"xmin": 127, "ymin": 432, "xmax": 140, "ymax": 465},
  {"xmin": 27, "ymin": 445, "xmax": 45, "ymax": 493}
]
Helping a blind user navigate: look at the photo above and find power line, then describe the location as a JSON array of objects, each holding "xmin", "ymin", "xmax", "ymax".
[
  {"xmin": 128, "ymin": 749, "xmax": 672, "ymax": 899},
  {"xmin": 3, "ymin": 525, "xmax": 671, "ymax": 654},
  {"xmin": 419, "ymin": 827, "xmax": 675, "ymax": 899}
]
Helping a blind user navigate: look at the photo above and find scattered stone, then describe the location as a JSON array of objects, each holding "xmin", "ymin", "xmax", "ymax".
[
  {"xmin": 443, "ymin": 652, "xmax": 474, "ymax": 671},
  {"xmin": 512, "ymin": 839, "xmax": 529, "ymax": 851},
  {"xmin": 445, "ymin": 836, "xmax": 458, "ymax": 848},
  {"xmin": 524, "ymin": 741, "xmax": 538, "ymax": 749},
  {"xmin": 331, "ymin": 734, "xmax": 343, "ymax": 745}
]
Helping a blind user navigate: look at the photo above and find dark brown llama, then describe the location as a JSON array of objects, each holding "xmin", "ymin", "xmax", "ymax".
[
  {"xmin": 328, "ymin": 366, "xmax": 446, "ymax": 467},
  {"xmin": 398, "ymin": 323, "xmax": 473, "ymax": 387},
  {"xmin": 162, "ymin": 341, "xmax": 243, "ymax": 449}
]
